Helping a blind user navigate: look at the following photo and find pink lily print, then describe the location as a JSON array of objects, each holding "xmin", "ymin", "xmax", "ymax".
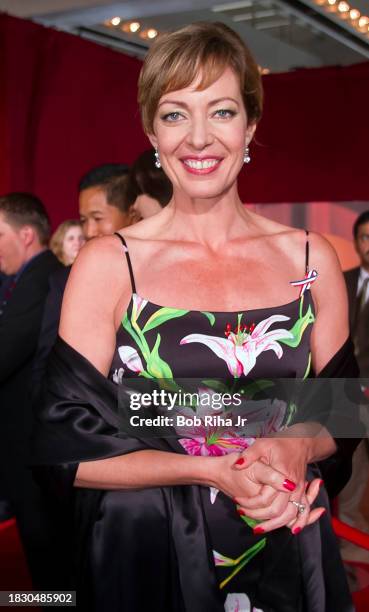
[
  {"xmin": 224, "ymin": 592, "xmax": 263, "ymax": 612},
  {"xmin": 172, "ymin": 395, "xmax": 255, "ymax": 504},
  {"xmin": 173, "ymin": 394, "xmax": 254, "ymax": 457},
  {"xmin": 180, "ymin": 313, "xmax": 293, "ymax": 378}
]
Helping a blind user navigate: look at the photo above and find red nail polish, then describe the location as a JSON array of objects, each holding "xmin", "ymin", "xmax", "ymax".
[
  {"xmin": 237, "ymin": 508, "xmax": 246, "ymax": 516},
  {"xmin": 319, "ymin": 479, "xmax": 324, "ymax": 488},
  {"xmin": 283, "ymin": 479, "xmax": 296, "ymax": 492},
  {"xmin": 253, "ymin": 526, "xmax": 265, "ymax": 534},
  {"xmin": 292, "ymin": 527, "xmax": 301, "ymax": 535},
  {"xmin": 319, "ymin": 508, "xmax": 326, "ymax": 517},
  {"xmin": 235, "ymin": 458, "xmax": 245, "ymax": 466}
]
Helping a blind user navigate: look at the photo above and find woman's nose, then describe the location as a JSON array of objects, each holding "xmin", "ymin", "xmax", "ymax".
[{"xmin": 187, "ymin": 116, "xmax": 213, "ymax": 150}]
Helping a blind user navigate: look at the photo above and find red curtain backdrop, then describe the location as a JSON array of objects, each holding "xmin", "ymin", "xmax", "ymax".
[{"xmin": 1, "ymin": 13, "xmax": 369, "ymax": 226}]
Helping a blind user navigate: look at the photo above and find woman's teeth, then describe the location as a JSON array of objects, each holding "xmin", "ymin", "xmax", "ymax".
[{"xmin": 183, "ymin": 159, "xmax": 220, "ymax": 170}]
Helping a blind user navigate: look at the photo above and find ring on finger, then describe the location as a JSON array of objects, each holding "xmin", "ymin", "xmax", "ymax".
[{"xmin": 289, "ymin": 500, "xmax": 306, "ymax": 515}]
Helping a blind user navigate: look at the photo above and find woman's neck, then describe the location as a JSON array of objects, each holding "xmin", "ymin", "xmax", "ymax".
[{"xmin": 162, "ymin": 186, "xmax": 253, "ymax": 248}]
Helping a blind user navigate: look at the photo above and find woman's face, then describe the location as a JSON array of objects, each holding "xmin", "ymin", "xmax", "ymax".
[
  {"xmin": 149, "ymin": 67, "xmax": 255, "ymax": 201},
  {"xmin": 62, "ymin": 226, "xmax": 85, "ymax": 265}
]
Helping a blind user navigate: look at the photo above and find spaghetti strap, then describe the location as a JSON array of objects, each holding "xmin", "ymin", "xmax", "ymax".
[
  {"xmin": 114, "ymin": 232, "xmax": 137, "ymax": 294},
  {"xmin": 305, "ymin": 229, "xmax": 310, "ymax": 274},
  {"xmin": 290, "ymin": 229, "xmax": 317, "ymax": 295}
]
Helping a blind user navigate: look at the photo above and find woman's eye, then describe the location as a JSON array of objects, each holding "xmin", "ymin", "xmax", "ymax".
[
  {"xmin": 214, "ymin": 109, "xmax": 236, "ymax": 119},
  {"xmin": 162, "ymin": 112, "xmax": 183, "ymax": 122}
]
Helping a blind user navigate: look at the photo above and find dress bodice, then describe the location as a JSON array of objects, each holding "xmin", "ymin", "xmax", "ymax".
[{"xmin": 109, "ymin": 291, "xmax": 315, "ymax": 383}]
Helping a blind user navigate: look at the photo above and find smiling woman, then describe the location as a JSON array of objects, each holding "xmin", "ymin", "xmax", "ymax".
[{"xmin": 33, "ymin": 21, "xmax": 358, "ymax": 612}]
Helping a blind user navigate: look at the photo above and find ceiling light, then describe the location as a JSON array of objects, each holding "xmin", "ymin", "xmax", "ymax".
[
  {"xmin": 358, "ymin": 15, "xmax": 369, "ymax": 27},
  {"xmin": 129, "ymin": 22, "xmax": 140, "ymax": 33},
  {"xmin": 327, "ymin": 0, "xmax": 337, "ymax": 5},
  {"xmin": 349, "ymin": 9, "xmax": 360, "ymax": 20},
  {"xmin": 140, "ymin": 28, "xmax": 159, "ymax": 40},
  {"xmin": 110, "ymin": 17, "xmax": 121, "ymax": 26},
  {"xmin": 338, "ymin": 2, "xmax": 350, "ymax": 12}
]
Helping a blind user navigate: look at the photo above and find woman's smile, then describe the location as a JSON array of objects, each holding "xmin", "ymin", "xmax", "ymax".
[{"xmin": 181, "ymin": 156, "xmax": 223, "ymax": 175}]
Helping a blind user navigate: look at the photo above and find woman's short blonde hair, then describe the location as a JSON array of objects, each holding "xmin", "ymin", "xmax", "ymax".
[
  {"xmin": 138, "ymin": 22, "xmax": 263, "ymax": 134},
  {"xmin": 50, "ymin": 219, "xmax": 82, "ymax": 265}
]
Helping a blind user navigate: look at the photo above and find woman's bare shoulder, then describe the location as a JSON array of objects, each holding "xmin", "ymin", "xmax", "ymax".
[
  {"xmin": 66, "ymin": 235, "xmax": 129, "ymax": 290},
  {"xmin": 59, "ymin": 235, "xmax": 132, "ymax": 372}
]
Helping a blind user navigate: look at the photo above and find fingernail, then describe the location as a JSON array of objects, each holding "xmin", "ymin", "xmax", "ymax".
[
  {"xmin": 283, "ymin": 479, "xmax": 296, "ymax": 492},
  {"xmin": 292, "ymin": 527, "xmax": 301, "ymax": 535},
  {"xmin": 319, "ymin": 508, "xmax": 326, "ymax": 517},
  {"xmin": 305, "ymin": 481, "xmax": 309, "ymax": 491},
  {"xmin": 253, "ymin": 526, "xmax": 265, "ymax": 534},
  {"xmin": 237, "ymin": 508, "xmax": 246, "ymax": 516},
  {"xmin": 235, "ymin": 458, "xmax": 245, "ymax": 466},
  {"xmin": 319, "ymin": 479, "xmax": 324, "ymax": 488}
]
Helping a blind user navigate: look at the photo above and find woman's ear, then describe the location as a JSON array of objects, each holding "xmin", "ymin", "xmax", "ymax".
[
  {"xmin": 147, "ymin": 133, "xmax": 158, "ymax": 149},
  {"xmin": 245, "ymin": 122, "xmax": 257, "ymax": 147}
]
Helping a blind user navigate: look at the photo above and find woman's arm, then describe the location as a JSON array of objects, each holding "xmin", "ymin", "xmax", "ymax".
[{"xmin": 74, "ymin": 449, "xmax": 294, "ymax": 500}]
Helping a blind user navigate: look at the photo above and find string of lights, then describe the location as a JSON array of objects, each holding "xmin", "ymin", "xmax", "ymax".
[
  {"xmin": 104, "ymin": 18, "xmax": 159, "ymax": 40},
  {"xmin": 314, "ymin": 0, "xmax": 369, "ymax": 36}
]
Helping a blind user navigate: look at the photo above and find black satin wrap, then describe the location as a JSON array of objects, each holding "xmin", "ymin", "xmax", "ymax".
[
  {"xmin": 312, "ymin": 337, "xmax": 364, "ymax": 498},
  {"xmin": 31, "ymin": 336, "xmax": 360, "ymax": 612}
]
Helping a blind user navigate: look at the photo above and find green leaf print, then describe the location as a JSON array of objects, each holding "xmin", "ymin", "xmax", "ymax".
[
  {"xmin": 201, "ymin": 311, "xmax": 216, "ymax": 326},
  {"xmin": 146, "ymin": 333, "xmax": 173, "ymax": 378},
  {"xmin": 142, "ymin": 307, "xmax": 188, "ymax": 333},
  {"xmin": 241, "ymin": 515, "xmax": 259, "ymax": 529},
  {"xmin": 217, "ymin": 538, "xmax": 267, "ymax": 589},
  {"xmin": 285, "ymin": 402, "xmax": 298, "ymax": 427},
  {"xmin": 122, "ymin": 313, "xmax": 150, "ymax": 361},
  {"xmin": 302, "ymin": 352, "xmax": 312, "ymax": 380},
  {"xmin": 279, "ymin": 304, "xmax": 315, "ymax": 348}
]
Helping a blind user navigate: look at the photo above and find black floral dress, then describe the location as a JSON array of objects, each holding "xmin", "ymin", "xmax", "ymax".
[
  {"xmin": 101, "ymin": 233, "xmax": 351, "ymax": 612},
  {"xmin": 33, "ymin": 232, "xmax": 356, "ymax": 612}
]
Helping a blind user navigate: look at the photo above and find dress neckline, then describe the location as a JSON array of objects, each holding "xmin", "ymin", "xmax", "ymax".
[{"xmin": 125, "ymin": 291, "xmax": 311, "ymax": 316}]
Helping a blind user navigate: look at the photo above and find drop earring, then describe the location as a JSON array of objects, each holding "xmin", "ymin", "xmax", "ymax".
[
  {"xmin": 243, "ymin": 145, "xmax": 251, "ymax": 164},
  {"xmin": 154, "ymin": 147, "xmax": 161, "ymax": 168}
]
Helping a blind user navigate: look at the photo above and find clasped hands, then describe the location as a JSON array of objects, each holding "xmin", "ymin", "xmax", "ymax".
[{"xmin": 216, "ymin": 434, "xmax": 326, "ymax": 535}]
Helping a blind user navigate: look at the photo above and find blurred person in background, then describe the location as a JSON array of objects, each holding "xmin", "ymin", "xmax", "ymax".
[
  {"xmin": 126, "ymin": 148, "xmax": 172, "ymax": 218},
  {"xmin": 339, "ymin": 210, "xmax": 369, "ymax": 563},
  {"xmin": 50, "ymin": 219, "xmax": 85, "ymax": 266},
  {"xmin": 32, "ymin": 163, "xmax": 136, "ymax": 396},
  {"xmin": 345, "ymin": 210, "xmax": 369, "ymax": 377},
  {"xmin": 0, "ymin": 192, "xmax": 61, "ymax": 587},
  {"xmin": 79, "ymin": 162, "xmax": 138, "ymax": 238},
  {"xmin": 30, "ymin": 164, "xmax": 138, "ymax": 590}
]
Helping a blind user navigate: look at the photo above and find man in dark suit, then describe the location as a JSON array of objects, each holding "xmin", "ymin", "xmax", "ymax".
[
  {"xmin": 0, "ymin": 192, "xmax": 61, "ymax": 584},
  {"xmin": 340, "ymin": 210, "xmax": 369, "ymax": 560},
  {"xmin": 345, "ymin": 210, "xmax": 369, "ymax": 378},
  {"xmin": 32, "ymin": 163, "xmax": 137, "ymax": 396}
]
